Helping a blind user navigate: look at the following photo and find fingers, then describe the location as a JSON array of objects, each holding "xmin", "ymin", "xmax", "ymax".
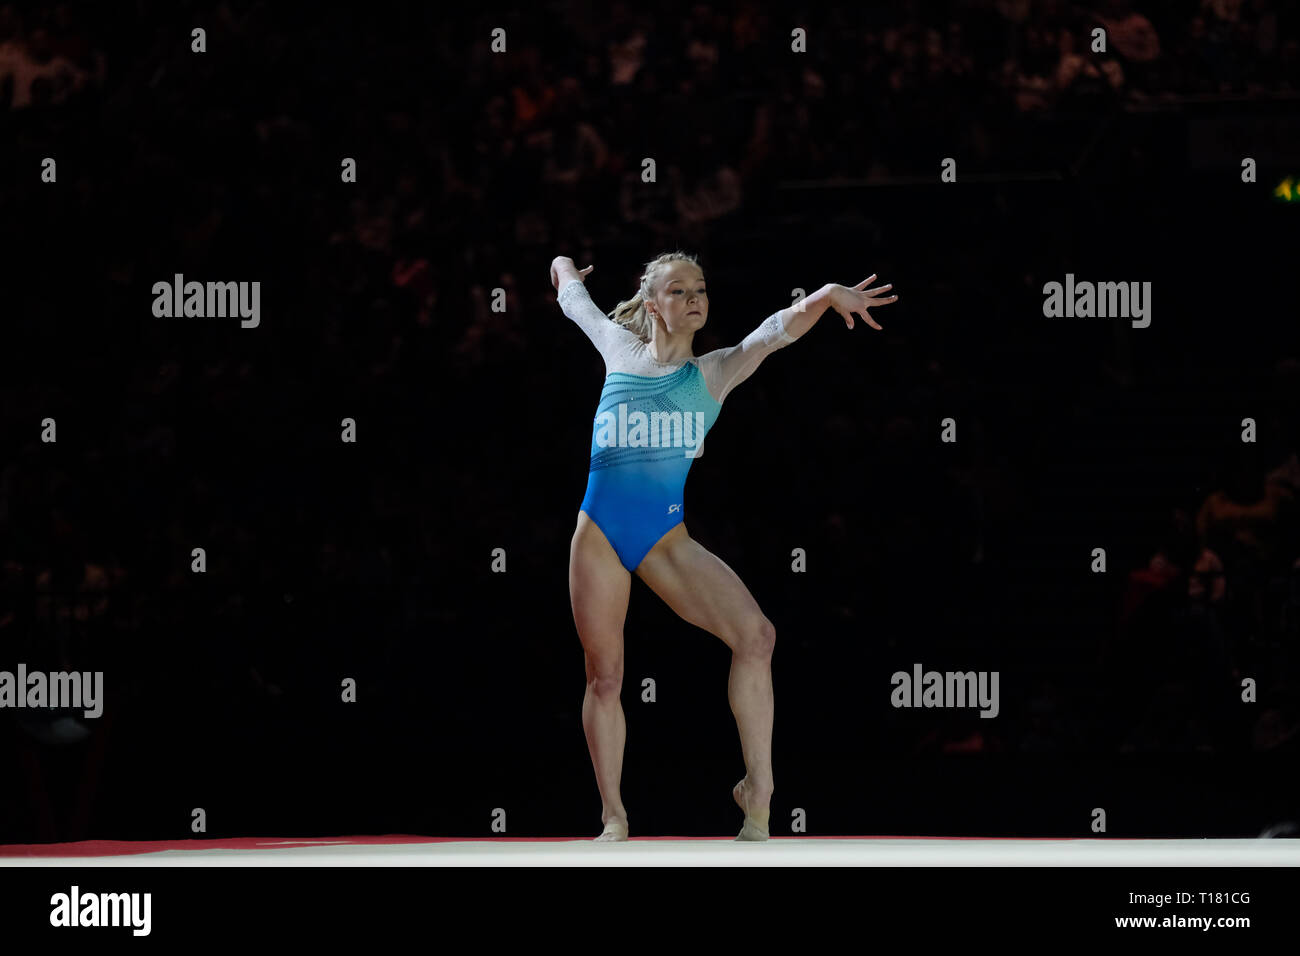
[
  {"xmin": 863, "ymin": 285, "xmax": 898, "ymax": 307},
  {"xmin": 841, "ymin": 274, "xmax": 896, "ymax": 329},
  {"xmin": 844, "ymin": 305, "xmax": 883, "ymax": 330},
  {"xmin": 839, "ymin": 306, "xmax": 882, "ymax": 330},
  {"xmin": 840, "ymin": 297, "xmax": 892, "ymax": 329},
  {"xmin": 856, "ymin": 276, "xmax": 897, "ymax": 305},
  {"xmin": 854, "ymin": 311, "xmax": 881, "ymax": 329}
]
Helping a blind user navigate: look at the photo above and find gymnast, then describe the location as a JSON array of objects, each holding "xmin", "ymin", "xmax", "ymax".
[{"xmin": 551, "ymin": 251, "xmax": 897, "ymax": 841}]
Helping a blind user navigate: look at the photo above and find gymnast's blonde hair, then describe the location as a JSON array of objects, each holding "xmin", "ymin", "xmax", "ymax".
[{"xmin": 607, "ymin": 251, "xmax": 702, "ymax": 343}]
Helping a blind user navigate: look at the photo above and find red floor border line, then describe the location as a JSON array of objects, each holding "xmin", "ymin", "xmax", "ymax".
[{"xmin": 1, "ymin": 835, "xmax": 1097, "ymax": 857}]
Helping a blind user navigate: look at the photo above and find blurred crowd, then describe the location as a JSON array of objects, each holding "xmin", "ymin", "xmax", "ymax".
[
  {"xmin": 1, "ymin": 0, "xmax": 1298, "ymax": 841},
  {"xmin": 1105, "ymin": 403, "xmax": 1300, "ymax": 757}
]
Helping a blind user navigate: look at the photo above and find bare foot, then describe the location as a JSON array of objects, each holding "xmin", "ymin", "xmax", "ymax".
[
  {"xmin": 733, "ymin": 778, "xmax": 771, "ymax": 841},
  {"xmin": 595, "ymin": 815, "xmax": 629, "ymax": 842}
]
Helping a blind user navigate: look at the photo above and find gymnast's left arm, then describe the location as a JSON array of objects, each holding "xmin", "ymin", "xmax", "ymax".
[{"xmin": 701, "ymin": 276, "xmax": 898, "ymax": 403}]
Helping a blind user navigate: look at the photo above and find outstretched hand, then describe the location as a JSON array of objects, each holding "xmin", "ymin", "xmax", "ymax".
[
  {"xmin": 551, "ymin": 256, "xmax": 595, "ymax": 291},
  {"xmin": 827, "ymin": 275, "xmax": 898, "ymax": 329}
]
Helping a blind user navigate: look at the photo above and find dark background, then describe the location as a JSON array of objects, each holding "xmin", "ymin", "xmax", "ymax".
[{"xmin": 1, "ymin": 0, "xmax": 1299, "ymax": 843}]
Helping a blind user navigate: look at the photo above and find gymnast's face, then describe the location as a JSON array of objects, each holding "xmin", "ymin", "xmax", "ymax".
[{"xmin": 648, "ymin": 264, "xmax": 708, "ymax": 335}]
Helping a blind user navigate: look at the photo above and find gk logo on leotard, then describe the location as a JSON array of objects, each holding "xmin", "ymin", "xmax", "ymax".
[{"xmin": 668, "ymin": 504, "xmax": 682, "ymax": 515}]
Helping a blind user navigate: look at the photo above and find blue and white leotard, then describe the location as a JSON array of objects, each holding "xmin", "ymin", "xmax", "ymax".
[{"xmin": 558, "ymin": 278, "xmax": 796, "ymax": 571}]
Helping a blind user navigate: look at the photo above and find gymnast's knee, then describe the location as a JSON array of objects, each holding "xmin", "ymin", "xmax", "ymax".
[
  {"xmin": 738, "ymin": 616, "xmax": 776, "ymax": 658},
  {"xmin": 586, "ymin": 669, "xmax": 624, "ymax": 698}
]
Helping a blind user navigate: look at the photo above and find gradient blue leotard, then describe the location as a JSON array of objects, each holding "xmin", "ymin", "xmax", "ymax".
[
  {"xmin": 559, "ymin": 279, "xmax": 796, "ymax": 571},
  {"xmin": 580, "ymin": 362, "xmax": 722, "ymax": 569}
]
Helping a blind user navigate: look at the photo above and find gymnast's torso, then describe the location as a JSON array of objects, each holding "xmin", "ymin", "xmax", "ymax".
[{"xmin": 559, "ymin": 278, "xmax": 794, "ymax": 570}]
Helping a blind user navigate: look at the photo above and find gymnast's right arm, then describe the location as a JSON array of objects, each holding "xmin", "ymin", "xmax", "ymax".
[
  {"xmin": 552, "ymin": 256, "xmax": 626, "ymax": 360},
  {"xmin": 550, "ymin": 255, "xmax": 592, "ymax": 293}
]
